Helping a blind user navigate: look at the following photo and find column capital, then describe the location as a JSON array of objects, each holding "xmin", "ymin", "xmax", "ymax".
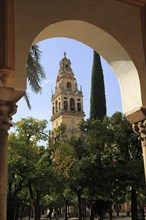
[
  {"xmin": 132, "ymin": 120, "xmax": 146, "ymax": 147},
  {"xmin": 0, "ymin": 101, "xmax": 17, "ymax": 132}
]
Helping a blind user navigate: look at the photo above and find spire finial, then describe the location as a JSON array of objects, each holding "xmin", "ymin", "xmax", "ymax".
[{"xmin": 64, "ymin": 51, "xmax": 66, "ymax": 58}]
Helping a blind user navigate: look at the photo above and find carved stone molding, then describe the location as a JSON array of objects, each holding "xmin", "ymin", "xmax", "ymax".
[
  {"xmin": 132, "ymin": 120, "xmax": 146, "ymax": 147},
  {"xmin": 126, "ymin": 107, "xmax": 146, "ymax": 124},
  {"xmin": 0, "ymin": 101, "xmax": 17, "ymax": 132}
]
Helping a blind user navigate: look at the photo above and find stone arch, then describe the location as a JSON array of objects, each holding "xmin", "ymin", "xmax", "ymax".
[
  {"xmin": 14, "ymin": 16, "xmax": 146, "ymax": 123},
  {"xmin": 31, "ymin": 20, "xmax": 141, "ymax": 121}
]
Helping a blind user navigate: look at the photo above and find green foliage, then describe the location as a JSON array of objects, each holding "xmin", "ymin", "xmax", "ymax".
[
  {"xmin": 50, "ymin": 123, "xmax": 67, "ymax": 143},
  {"xmin": 8, "ymin": 117, "xmax": 51, "ymax": 220},
  {"xmin": 52, "ymin": 141, "xmax": 75, "ymax": 178},
  {"xmin": 90, "ymin": 51, "xmax": 106, "ymax": 121},
  {"xmin": 8, "ymin": 114, "xmax": 145, "ymax": 219},
  {"xmin": 79, "ymin": 113, "xmax": 145, "ymax": 219},
  {"xmin": 15, "ymin": 117, "xmax": 48, "ymax": 144},
  {"xmin": 25, "ymin": 44, "xmax": 46, "ymax": 109},
  {"xmin": 26, "ymin": 44, "xmax": 46, "ymax": 94}
]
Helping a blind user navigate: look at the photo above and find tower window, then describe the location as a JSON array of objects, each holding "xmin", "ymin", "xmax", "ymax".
[
  {"xmin": 56, "ymin": 100, "xmax": 58, "ymax": 112},
  {"xmin": 77, "ymin": 103, "xmax": 81, "ymax": 111},
  {"xmin": 66, "ymin": 64, "xmax": 68, "ymax": 68},
  {"xmin": 52, "ymin": 106, "xmax": 54, "ymax": 114},
  {"xmin": 67, "ymin": 82, "xmax": 71, "ymax": 90},
  {"xmin": 64, "ymin": 101, "xmax": 68, "ymax": 110},
  {"xmin": 70, "ymin": 98, "xmax": 75, "ymax": 111},
  {"xmin": 59, "ymin": 102, "xmax": 61, "ymax": 111}
]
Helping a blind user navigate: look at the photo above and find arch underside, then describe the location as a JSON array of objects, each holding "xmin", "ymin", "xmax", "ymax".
[
  {"xmin": 33, "ymin": 20, "xmax": 142, "ymax": 119},
  {"xmin": 12, "ymin": 0, "xmax": 146, "ymax": 123}
]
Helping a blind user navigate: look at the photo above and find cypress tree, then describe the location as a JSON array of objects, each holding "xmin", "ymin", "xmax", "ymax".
[{"xmin": 90, "ymin": 50, "xmax": 106, "ymax": 120}]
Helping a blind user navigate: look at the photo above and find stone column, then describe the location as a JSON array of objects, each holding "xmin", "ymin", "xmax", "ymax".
[
  {"xmin": 0, "ymin": 0, "xmax": 15, "ymax": 86},
  {"xmin": 0, "ymin": 101, "xmax": 17, "ymax": 220},
  {"xmin": 0, "ymin": 1, "xmax": 24, "ymax": 219},
  {"xmin": 132, "ymin": 120, "xmax": 146, "ymax": 177}
]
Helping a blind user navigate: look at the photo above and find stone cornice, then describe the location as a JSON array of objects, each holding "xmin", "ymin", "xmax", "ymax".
[
  {"xmin": 52, "ymin": 90, "xmax": 83, "ymax": 101},
  {"xmin": 0, "ymin": 86, "xmax": 24, "ymax": 103},
  {"xmin": 51, "ymin": 110, "xmax": 85, "ymax": 122}
]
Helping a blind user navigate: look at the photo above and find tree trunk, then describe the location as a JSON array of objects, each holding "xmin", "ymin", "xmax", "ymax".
[
  {"xmin": 139, "ymin": 205, "xmax": 145, "ymax": 220},
  {"xmin": 14, "ymin": 203, "xmax": 20, "ymax": 220},
  {"xmin": 90, "ymin": 202, "xmax": 95, "ymax": 220},
  {"xmin": 141, "ymin": 206, "xmax": 145, "ymax": 220},
  {"xmin": 48, "ymin": 207, "xmax": 53, "ymax": 220},
  {"xmin": 33, "ymin": 192, "xmax": 41, "ymax": 220},
  {"xmin": 7, "ymin": 206, "xmax": 16, "ymax": 220},
  {"xmin": 28, "ymin": 207, "xmax": 31, "ymax": 220},
  {"xmin": 108, "ymin": 203, "xmax": 113, "ymax": 220},
  {"xmin": 20, "ymin": 206, "xmax": 25, "ymax": 220},
  {"xmin": 64, "ymin": 200, "xmax": 68, "ymax": 220},
  {"xmin": 131, "ymin": 187, "xmax": 138, "ymax": 220},
  {"xmin": 116, "ymin": 203, "xmax": 119, "ymax": 217},
  {"xmin": 82, "ymin": 199, "xmax": 86, "ymax": 220},
  {"xmin": 77, "ymin": 191, "xmax": 82, "ymax": 220},
  {"xmin": 7, "ymin": 195, "xmax": 16, "ymax": 220}
]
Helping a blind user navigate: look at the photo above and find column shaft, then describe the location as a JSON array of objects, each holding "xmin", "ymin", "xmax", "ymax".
[
  {"xmin": 0, "ymin": 1, "xmax": 22, "ymax": 218},
  {"xmin": 142, "ymin": 147, "xmax": 146, "ymax": 178},
  {"xmin": 0, "ymin": 0, "xmax": 15, "ymax": 85},
  {"xmin": 0, "ymin": 130, "xmax": 8, "ymax": 220},
  {"xmin": 0, "ymin": 101, "xmax": 17, "ymax": 220},
  {"xmin": 133, "ymin": 120, "xmax": 146, "ymax": 178}
]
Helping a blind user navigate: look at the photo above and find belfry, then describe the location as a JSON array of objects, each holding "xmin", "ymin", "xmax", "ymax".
[{"xmin": 51, "ymin": 53, "xmax": 85, "ymax": 137}]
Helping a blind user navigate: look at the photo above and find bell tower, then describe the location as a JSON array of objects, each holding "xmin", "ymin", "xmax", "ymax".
[{"xmin": 51, "ymin": 52, "xmax": 85, "ymax": 137}]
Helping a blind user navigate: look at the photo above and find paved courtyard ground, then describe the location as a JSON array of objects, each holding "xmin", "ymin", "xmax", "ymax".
[
  {"xmin": 21, "ymin": 211, "xmax": 146, "ymax": 220},
  {"xmin": 21, "ymin": 216, "xmax": 132, "ymax": 220}
]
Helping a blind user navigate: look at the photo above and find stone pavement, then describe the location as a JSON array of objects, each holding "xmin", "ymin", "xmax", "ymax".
[
  {"xmin": 31, "ymin": 217, "xmax": 132, "ymax": 220},
  {"xmin": 23, "ymin": 216, "xmax": 131, "ymax": 220}
]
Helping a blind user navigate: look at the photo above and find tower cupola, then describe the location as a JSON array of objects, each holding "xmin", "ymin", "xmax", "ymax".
[{"xmin": 58, "ymin": 52, "xmax": 74, "ymax": 76}]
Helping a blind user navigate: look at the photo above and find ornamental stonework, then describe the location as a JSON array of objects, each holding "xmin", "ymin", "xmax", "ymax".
[{"xmin": 132, "ymin": 120, "xmax": 146, "ymax": 147}]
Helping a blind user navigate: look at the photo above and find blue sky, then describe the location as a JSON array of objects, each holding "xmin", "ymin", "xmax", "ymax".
[{"xmin": 11, "ymin": 38, "xmax": 122, "ymax": 131}]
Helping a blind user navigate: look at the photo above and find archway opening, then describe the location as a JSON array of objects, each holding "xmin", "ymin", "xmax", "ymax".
[
  {"xmin": 9, "ymin": 19, "xmax": 145, "ymax": 220},
  {"xmin": 15, "ymin": 20, "xmax": 142, "ymax": 120},
  {"xmin": 12, "ymin": 37, "xmax": 122, "ymax": 130}
]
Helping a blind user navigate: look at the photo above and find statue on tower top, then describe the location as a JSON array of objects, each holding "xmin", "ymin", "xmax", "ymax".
[{"xmin": 64, "ymin": 51, "xmax": 66, "ymax": 58}]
